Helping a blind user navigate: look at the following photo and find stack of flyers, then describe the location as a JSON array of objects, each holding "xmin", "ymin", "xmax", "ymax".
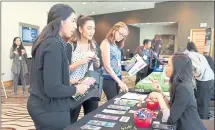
[
  {"xmin": 80, "ymin": 124, "xmax": 101, "ymax": 130},
  {"xmin": 107, "ymin": 104, "xmax": 130, "ymax": 111},
  {"xmin": 102, "ymin": 109, "xmax": 126, "ymax": 115},
  {"xmin": 87, "ymin": 120, "xmax": 116, "ymax": 128},
  {"xmin": 114, "ymin": 99, "xmax": 139, "ymax": 107},
  {"xmin": 94, "ymin": 114, "xmax": 119, "ymax": 120}
]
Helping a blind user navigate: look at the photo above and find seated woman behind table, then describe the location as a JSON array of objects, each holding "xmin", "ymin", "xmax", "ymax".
[{"xmin": 147, "ymin": 52, "xmax": 206, "ymax": 130}]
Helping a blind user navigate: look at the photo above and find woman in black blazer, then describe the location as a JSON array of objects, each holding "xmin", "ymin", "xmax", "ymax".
[
  {"xmin": 148, "ymin": 52, "xmax": 206, "ymax": 130},
  {"xmin": 27, "ymin": 4, "xmax": 90, "ymax": 130}
]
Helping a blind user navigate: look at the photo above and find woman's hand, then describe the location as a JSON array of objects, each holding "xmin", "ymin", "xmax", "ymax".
[
  {"xmin": 152, "ymin": 80, "xmax": 163, "ymax": 92},
  {"xmin": 81, "ymin": 77, "xmax": 96, "ymax": 86},
  {"xmin": 70, "ymin": 79, "xmax": 79, "ymax": 85},
  {"xmin": 147, "ymin": 92, "xmax": 163, "ymax": 102},
  {"xmin": 13, "ymin": 51, "xmax": 18, "ymax": 54},
  {"xmin": 21, "ymin": 49, "xmax": 26, "ymax": 54},
  {"xmin": 118, "ymin": 81, "xmax": 129, "ymax": 92},
  {"xmin": 92, "ymin": 55, "xmax": 100, "ymax": 67},
  {"xmin": 79, "ymin": 56, "xmax": 93, "ymax": 65},
  {"xmin": 75, "ymin": 84, "xmax": 88, "ymax": 95}
]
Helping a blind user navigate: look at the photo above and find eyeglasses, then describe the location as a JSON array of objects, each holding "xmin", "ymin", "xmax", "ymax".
[{"xmin": 116, "ymin": 30, "xmax": 127, "ymax": 38}]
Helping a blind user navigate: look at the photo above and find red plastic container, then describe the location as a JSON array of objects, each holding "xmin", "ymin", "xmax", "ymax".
[
  {"xmin": 146, "ymin": 100, "xmax": 159, "ymax": 110},
  {"xmin": 134, "ymin": 108, "xmax": 153, "ymax": 128}
]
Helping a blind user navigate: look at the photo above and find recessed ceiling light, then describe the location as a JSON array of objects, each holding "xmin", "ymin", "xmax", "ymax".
[
  {"xmin": 123, "ymin": 8, "xmax": 126, "ymax": 10},
  {"xmin": 169, "ymin": 22, "xmax": 174, "ymax": 23},
  {"xmin": 92, "ymin": 12, "xmax": 95, "ymax": 14},
  {"xmin": 82, "ymin": 2, "xmax": 87, "ymax": 4}
]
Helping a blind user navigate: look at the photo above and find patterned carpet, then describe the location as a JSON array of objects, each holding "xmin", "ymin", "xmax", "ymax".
[{"xmin": 1, "ymin": 86, "xmax": 106, "ymax": 130}]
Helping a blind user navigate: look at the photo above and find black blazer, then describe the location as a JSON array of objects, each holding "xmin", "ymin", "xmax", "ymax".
[
  {"xmin": 167, "ymin": 82, "xmax": 206, "ymax": 130},
  {"xmin": 28, "ymin": 35, "xmax": 96, "ymax": 112}
]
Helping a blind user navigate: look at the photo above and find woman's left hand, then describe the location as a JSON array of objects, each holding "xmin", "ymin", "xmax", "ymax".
[
  {"xmin": 21, "ymin": 50, "xmax": 26, "ymax": 54},
  {"xmin": 147, "ymin": 92, "xmax": 163, "ymax": 101},
  {"xmin": 152, "ymin": 80, "xmax": 163, "ymax": 92}
]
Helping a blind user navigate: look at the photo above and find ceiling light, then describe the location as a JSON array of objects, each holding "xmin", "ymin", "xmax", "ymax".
[
  {"xmin": 92, "ymin": 12, "xmax": 95, "ymax": 14},
  {"xmin": 146, "ymin": 23, "xmax": 150, "ymax": 24},
  {"xmin": 123, "ymin": 8, "xmax": 126, "ymax": 10},
  {"xmin": 82, "ymin": 2, "xmax": 87, "ymax": 4}
]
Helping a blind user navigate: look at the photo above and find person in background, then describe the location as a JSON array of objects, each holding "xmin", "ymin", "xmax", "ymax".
[
  {"xmin": 203, "ymin": 52, "xmax": 215, "ymax": 100},
  {"xmin": 152, "ymin": 35, "xmax": 163, "ymax": 57},
  {"xmin": 148, "ymin": 52, "xmax": 206, "ymax": 130},
  {"xmin": 186, "ymin": 41, "xmax": 214, "ymax": 119},
  {"xmin": 69, "ymin": 15, "xmax": 100, "ymax": 122},
  {"xmin": 10, "ymin": 37, "xmax": 28, "ymax": 95},
  {"xmin": 27, "ymin": 4, "xmax": 89, "ymax": 130},
  {"xmin": 135, "ymin": 39, "xmax": 164, "ymax": 84},
  {"xmin": 100, "ymin": 22, "xmax": 129, "ymax": 100}
]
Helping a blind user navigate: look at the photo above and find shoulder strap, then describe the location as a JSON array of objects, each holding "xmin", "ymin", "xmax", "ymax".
[{"xmin": 71, "ymin": 43, "xmax": 77, "ymax": 52}]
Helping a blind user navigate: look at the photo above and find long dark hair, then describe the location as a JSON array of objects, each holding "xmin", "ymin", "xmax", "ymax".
[
  {"xmin": 31, "ymin": 4, "xmax": 75, "ymax": 57},
  {"xmin": 12, "ymin": 37, "xmax": 25, "ymax": 56},
  {"xmin": 75, "ymin": 14, "xmax": 95, "ymax": 51},
  {"xmin": 169, "ymin": 52, "xmax": 194, "ymax": 104},
  {"xmin": 187, "ymin": 41, "xmax": 198, "ymax": 52}
]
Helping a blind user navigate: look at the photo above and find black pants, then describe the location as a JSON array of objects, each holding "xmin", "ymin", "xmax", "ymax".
[
  {"xmin": 70, "ymin": 98, "xmax": 98, "ymax": 123},
  {"xmin": 27, "ymin": 95, "xmax": 72, "ymax": 130},
  {"xmin": 196, "ymin": 80, "xmax": 214, "ymax": 119},
  {"xmin": 135, "ymin": 65, "xmax": 149, "ymax": 85},
  {"xmin": 103, "ymin": 78, "xmax": 120, "ymax": 100}
]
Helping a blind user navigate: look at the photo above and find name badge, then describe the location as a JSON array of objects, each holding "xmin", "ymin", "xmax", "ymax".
[{"xmin": 143, "ymin": 55, "xmax": 147, "ymax": 60}]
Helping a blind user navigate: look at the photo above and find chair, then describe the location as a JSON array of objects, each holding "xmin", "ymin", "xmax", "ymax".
[{"xmin": 1, "ymin": 73, "xmax": 7, "ymax": 98}]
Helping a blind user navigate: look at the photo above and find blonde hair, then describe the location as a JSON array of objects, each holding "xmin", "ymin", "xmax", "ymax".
[{"xmin": 105, "ymin": 22, "xmax": 129, "ymax": 48}]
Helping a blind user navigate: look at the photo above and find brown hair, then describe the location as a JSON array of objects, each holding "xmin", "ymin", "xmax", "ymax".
[
  {"xmin": 105, "ymin": 22, "xmax": 129, "ymax": 49},
  {"xmin": 75, "ymin": 14, "xmax": 96, "ymax": 51}
]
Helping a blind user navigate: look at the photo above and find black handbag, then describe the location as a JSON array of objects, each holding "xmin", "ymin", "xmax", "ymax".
[{"xmin": 85, "ymin": 62, "xmax": 103, "ymax": 101}]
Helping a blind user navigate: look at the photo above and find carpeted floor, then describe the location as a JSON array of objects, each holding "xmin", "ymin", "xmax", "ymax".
[{"xmin": 1, "ymin": 86, "xmax": 106, "ymax": 130}]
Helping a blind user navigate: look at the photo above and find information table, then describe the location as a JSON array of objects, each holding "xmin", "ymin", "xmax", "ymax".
[{"xmin": 64, "ymin": 92, "xmax": 163, "ymax": 130}]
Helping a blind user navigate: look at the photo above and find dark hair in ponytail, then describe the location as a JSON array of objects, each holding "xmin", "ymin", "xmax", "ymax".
[
  {"xmin": 32, "ymin": 4, "xmax": 75, "ymax": 57},
  {"xmin": 75, "ymin": 14, "xmax": 96, "ymax": 51}
]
